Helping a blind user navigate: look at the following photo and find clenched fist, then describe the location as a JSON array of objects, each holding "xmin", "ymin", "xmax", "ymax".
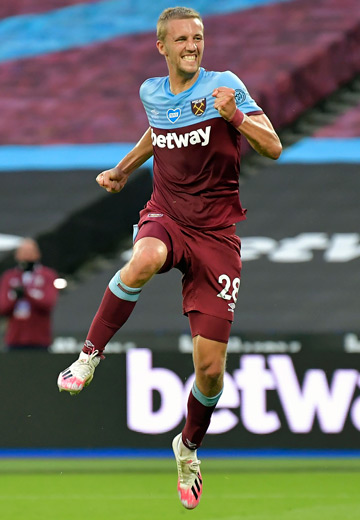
[
  {"xmin": 212, "ymin": 86, "xmax": 237, "ymax": 121},
  {"xmin": 96, "ymin": 167, "xmax": 129, "ymax": 193}
]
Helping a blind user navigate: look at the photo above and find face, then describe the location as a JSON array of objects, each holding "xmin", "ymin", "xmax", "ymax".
[
  {"xmin": 157, "ymin": 18, "xmax": 204, "ymax": 81},
  {"xmin": 15, "ymin": 239, "xmax": 41, "ymax": 263}
]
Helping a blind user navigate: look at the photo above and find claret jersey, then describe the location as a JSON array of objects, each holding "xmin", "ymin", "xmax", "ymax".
[{"xmin": 140, "ymin": 67, "xmax": 263, "ymax": 230}]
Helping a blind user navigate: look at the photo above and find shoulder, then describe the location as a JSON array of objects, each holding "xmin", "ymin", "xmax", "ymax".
[
  {"xmin": 202, "ymin": 69, "xmax": 246, "ymax": 89},
  {"xmin": 140, "ymin": 76, "xmax": 167, "ymax": 101},
  {"xmin": 0, "ymin": 267, "xmax": 17, "ymax": 280},
  {"xmin": 0, "ymin": 268, "xmax": 18, "ymax": 288},
  {"xmin": 206, "ymin": 69, "xmax": 262, "ymax": 113},
  {"xmin": 38, "ymin": 265, "xmax": 58, "ymax": 280}
]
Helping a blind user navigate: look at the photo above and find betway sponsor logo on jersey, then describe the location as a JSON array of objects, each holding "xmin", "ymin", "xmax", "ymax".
[{"xmin": 151, "ymin": 126, "xmax": 211, "ymax": 149}]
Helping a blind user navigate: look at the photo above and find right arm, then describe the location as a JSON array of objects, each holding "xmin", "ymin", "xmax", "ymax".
[
  {"xmin": 0, "ymin": 273, "xmax": 17, "ymax": 316},
  {"xmin": 96, "ymin": 128, "xmax": 153, "ymax": 193}
]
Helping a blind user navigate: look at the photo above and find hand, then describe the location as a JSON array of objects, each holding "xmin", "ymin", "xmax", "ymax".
[
  {"xmin": 212, "ymin": 87, "xmax": 237, "ymax": 122},
  {"xmin": 96, "ymin": 167, "xmax": 129, "ymax": 193},
  {"xmin": 14, "ymin": 286, "xmax": 25, "ymax": 299}
]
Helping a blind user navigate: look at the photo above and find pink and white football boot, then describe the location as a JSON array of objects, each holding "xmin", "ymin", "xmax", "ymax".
[
  {"xmin": 57, "ymin": 350, "xmax": 100, "ymax": 395},
  {"xmin": 172, "ymin": 433, "xmax": 203, "ymax": 509}
]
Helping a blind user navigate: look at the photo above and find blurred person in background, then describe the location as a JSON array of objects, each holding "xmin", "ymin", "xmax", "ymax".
[
  {"xmin": 0, "ymin": 238, "xmax": 58, "ymax": 351},
  {"xmin": 57, "ymin": 6, "xmax": 282, "ymax": 510}
]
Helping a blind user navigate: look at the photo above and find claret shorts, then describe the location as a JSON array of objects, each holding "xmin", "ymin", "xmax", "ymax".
[{"xmin": 134, "ymin": 210, "xmax": 242, "ymax": 324}]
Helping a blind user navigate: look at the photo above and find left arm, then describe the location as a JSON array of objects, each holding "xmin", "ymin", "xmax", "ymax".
[
  {"xmin": 236, "ymin": 112, "xmax": 282, "ymax": 160},
  {"xmin": 212, "ymin": 87, "xmax": 282, "ymax": 160}
]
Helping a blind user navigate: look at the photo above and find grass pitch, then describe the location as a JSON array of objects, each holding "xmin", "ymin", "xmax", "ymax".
[{"xmin": 1, "ymin": 457, "xmax": 360, "ymax": 519}]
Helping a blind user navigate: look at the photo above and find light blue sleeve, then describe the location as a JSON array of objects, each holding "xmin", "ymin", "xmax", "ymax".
[
  {"xmin": 219, "ymin": 70, "xmax": 263, "ymax": 114},
  {"xmin": 139, "ymin": 79, "xmax": 151, "ymax": 104},
  {"xmin": 139, "ymin": 77, "xmax": 165, "ymax": 126}
]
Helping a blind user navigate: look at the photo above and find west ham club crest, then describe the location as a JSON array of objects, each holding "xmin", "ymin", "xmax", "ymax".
[{"xmin": 191, "ymin": 98, "xmax": 206, "ymax": 117}]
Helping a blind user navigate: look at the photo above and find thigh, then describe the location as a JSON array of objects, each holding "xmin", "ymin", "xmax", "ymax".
[
  {"xmin": 134, "ymin": 221, "xmax": 173, "ymax": 273},
  {"xmin": 137, "ymin": 211, "xmax": 187, "ymax": 271},
  {"xmin": 182, "ymin": 227, "xmax": 241, "ymax": 321}
]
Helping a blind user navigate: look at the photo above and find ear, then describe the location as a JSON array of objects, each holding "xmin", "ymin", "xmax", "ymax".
[{"xmin": 156, "ymin": 39, "xmax": 167, "ymax": 56}]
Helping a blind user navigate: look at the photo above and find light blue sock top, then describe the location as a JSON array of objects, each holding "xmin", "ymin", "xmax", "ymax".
[
  {"xmin": 192, "ymin": 381, "xmax": 223, "ymax": 407},
  {"xmin": 108, "ymin": 270, "xmax": 142, "ymax": 302}
]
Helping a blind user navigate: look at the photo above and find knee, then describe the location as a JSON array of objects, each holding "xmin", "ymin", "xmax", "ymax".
[
  {"xmin": 135, "ymin": 244, "xmax": 166, "ymax": 273},
  {"xmin": 196, "ymin": 358, "xmax": 224, "ymax": 384},
  {"xmin": 127, "ymin": 242, "xmax": 167, "ymax": 283}
]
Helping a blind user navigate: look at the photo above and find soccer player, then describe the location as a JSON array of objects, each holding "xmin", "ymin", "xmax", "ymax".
[{"xmin": 57, "ymin": 6, "xmax": 282, "ymax": 510}]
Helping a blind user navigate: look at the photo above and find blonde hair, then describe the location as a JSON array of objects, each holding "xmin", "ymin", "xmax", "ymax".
[{"xmin": 157, "ymin": 6, "xmax": 203, "ymax": 41}]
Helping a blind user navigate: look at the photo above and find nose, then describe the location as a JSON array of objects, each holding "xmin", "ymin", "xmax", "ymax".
[{"xmin": 186, "ymin": 40, "xmax": 198, "ymax": 51}]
